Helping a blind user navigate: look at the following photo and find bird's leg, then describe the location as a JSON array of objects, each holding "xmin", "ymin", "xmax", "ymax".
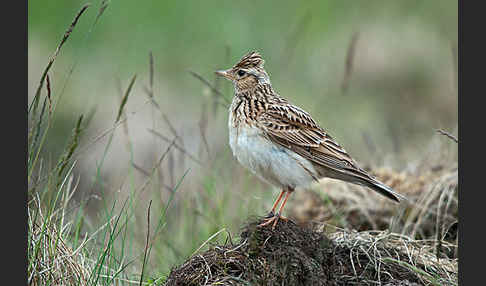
[
  {"xmin": 259, "ymin": 190, "xmax": 286, "ymax": 227},
  {"xmin": 259, "ymin": 189, "xmax": 293, "ymax": 229},
  {"xmin": 268, "ymin": 189, "xmax": 286, "ymax": 216},
  {"xmin": 275, "ymin": 190, "xmax": 291, "ymax": 221}
]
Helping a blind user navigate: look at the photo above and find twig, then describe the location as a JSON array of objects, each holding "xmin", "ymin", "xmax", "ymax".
[
  {"xmin": 160, "ymin": 112, "xmax": 179, "ymax": 140},
  {"xmin": 116, "ymin": 74, "xmax": 137, "ymax": 123},
  {"xmin": 191, "ymin": 228, "xmax": 227, "ymax": 256},
  {"xmin": 142, "ymin": 86, "xmax": 161, "ymax": 110},
  {"xmin": 131, "ymin": 162, "xmax": 173, "ymax": 192},
  {"xmin": 342, "ymin": 31, "xmax": 360, "ymax": 94},
  {"xmin": 116, "ymin": 78, "xmax": 133, "ymax": 151},
  {"xmin": 94, "ymin": 0, "xmax": 110, "ymax": 27},
  {"xmin": 139, "ymin": 200, "xmax": 152, "ymax": 286},
  {"xmin": 436, "ymin": 129, "xmax": 458, "ymax": 143},
  {"xmin": 282, "ymin": 10, "xmax": 312, "ymax": 67},
  {"xmin": 148, "ymin": 129, "xmax": 203, "ymax": 165},
  {"xmin": 29, "ymin": 4, "xmax": 90, "ymax": 115},
  {"xmin": 224, "ymin": 44, "xmax": 232, "ymax": 104},
  {"xmin": 131, "ymin": 163, "xmax": 151, "ymax": 177},
  {"xmin": 450, "ymin": 42, "xmax": 458, "ymax": 94},
  {"xmin": 188, "ymin": 70, "xmax": 230, "ymax": 107},
  {"xmin": 149, "ymin": 51, "xmax": 154, "ymax": 97},
  {"xmin": 72, "ymin": 98, "xmax": 153, "ymax": 158},
  {"xmin": 142, "ymin": 51, "xmax": 162, "ymax": 110},
  {"xmin": 135, "ymin": 138, "xmax": 178, "ymax": 198},
  {"xmin": 46, "ymin": 73, "xmax": 52, "ymax": 115},
  {"xmin": 199, "ymin": 103, "xmax": 211, "ymax": 157}
]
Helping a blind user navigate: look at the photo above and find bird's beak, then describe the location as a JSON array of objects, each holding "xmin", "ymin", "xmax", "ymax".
[{"xmin": 215, "ymin": 69, "xmax": 232, "ymax": 80}]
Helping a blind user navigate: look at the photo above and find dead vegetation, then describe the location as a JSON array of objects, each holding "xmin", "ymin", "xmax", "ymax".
[
  {"xmin": 289, "ymin": 163, "xmax": 458, "ymax": 249},
  {"xmin": 28, "ymin": 177, "xmax": 91, "ymax": 286},
  {"xmin": 164, "ymin": 216, "xmax": 457, "ymax": 286},
  {"xmin": 29, "ymin": 221, "xmax": 91, "ymax": 286}
]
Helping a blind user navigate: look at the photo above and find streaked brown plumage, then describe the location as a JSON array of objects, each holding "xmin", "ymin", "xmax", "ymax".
[{"xmin": 216, "ymin": 51, "xmax": 404, "ymax": 229}]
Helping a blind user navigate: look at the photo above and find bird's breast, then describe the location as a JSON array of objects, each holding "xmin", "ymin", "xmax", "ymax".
[{"xmin": 227, "ymin": 117, "xmax": 318, "ymax": 190}]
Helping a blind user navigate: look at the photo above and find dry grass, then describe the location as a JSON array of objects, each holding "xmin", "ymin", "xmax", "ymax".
[
  {"xmin": 29, "ymin": 218, "xmax": 91, "ymax": 286},
  {"xmin": 289, "ymin": 150, "xmax": 458, "ymax": 250},
  {"xmin": 28, "ymin": 175, "xmax": 92, "ymax": 286},
  {"xmin": 164, "ymin": 217, "xmax": 457, "ymax": 286},
  {"xmin": 328, "ymin": 230, "xmax": 457, "ymax": 285}
]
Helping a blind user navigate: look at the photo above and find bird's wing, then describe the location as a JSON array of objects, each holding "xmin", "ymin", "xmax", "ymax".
[{"xmin": 257, "ymin": 102, "xmax": 371, "ymax": 178}]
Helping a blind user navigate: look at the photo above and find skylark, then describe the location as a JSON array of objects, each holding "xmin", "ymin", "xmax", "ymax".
[{"xmin": 215, "ymin": 51, "xmax": 404, "ymax": 229}]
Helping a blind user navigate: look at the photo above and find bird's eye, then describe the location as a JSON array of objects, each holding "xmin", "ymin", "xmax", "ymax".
[{"xmin": 237, "ymin": 70, "xmax": 246, "ymax": 77}]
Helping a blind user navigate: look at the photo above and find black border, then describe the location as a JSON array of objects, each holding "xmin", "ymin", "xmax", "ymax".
[
  {"xmin": 11, "ymin": 0, "xmax": 28, "ymax": 284},
  {"xmin": 458, "ymin": 0, "xmax": 478, "ymax": 285}
]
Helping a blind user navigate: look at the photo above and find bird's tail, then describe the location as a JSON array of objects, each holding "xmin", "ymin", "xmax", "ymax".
[
  {"xmin": 359, "ymin": 178, "xmax": 407, "ymax": 203},
  {"xmin": 318, "ymin": 165, "xmax": 408, "ymax": 203}
]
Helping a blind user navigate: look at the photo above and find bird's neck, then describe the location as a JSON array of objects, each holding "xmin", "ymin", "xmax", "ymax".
[{"xmin": 235, "ymin": 83, "xmax": 275, "ymax": 100}]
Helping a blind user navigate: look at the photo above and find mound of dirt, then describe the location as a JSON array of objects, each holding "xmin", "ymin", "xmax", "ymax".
[{"xmin": 163, "ymin": 217, "xmax": 456, "ymax": 285}]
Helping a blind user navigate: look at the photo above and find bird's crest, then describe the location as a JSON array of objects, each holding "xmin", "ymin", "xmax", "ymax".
[{"xmin": 234, "ymin": 51, "xmax": 265, "ymax": 69}]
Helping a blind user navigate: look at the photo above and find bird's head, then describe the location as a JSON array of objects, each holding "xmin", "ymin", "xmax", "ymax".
[{"xmin": 215, "ymin": 51, "xmax": 270, "ymax": 92}]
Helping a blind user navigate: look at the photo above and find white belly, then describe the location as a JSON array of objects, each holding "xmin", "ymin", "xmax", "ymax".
[{"xmin": 228, "ymin": 120, "xmax": 318, "ymax": 190}]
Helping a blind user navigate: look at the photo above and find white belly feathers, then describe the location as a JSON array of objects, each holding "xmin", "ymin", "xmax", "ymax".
[{"xmin": 228, "ymin": 120, "xmax": 318, "ymax": 190}]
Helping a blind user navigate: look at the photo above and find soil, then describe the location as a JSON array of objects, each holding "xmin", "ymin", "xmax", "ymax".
[{"xmin": 163, "ymin": 216, "xmax": 450, "ymax": 286}]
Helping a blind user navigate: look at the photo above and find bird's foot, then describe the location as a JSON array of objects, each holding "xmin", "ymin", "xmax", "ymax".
[{"xmin": 258, "ymin": 213, "xmax": 288, "ymax": 230}]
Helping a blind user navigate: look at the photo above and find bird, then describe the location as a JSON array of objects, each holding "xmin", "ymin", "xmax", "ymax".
[{"xmin": 215, "ymin": 51, "xmax": 404, "ymax": 229}]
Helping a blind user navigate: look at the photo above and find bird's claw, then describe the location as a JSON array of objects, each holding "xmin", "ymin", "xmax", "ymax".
[{"xmin": 258, "ymin": 213, "xmax": 288, "ymax": 230}]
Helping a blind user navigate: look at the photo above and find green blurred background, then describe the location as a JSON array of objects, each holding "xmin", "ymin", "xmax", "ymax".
[
  {"xmin": 28, "ymin": 0, "xmax": 458, "ymax": 279},
  {"xmin": 28, "ymin": 0, "xmax": 458, "ymax": 159}
]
